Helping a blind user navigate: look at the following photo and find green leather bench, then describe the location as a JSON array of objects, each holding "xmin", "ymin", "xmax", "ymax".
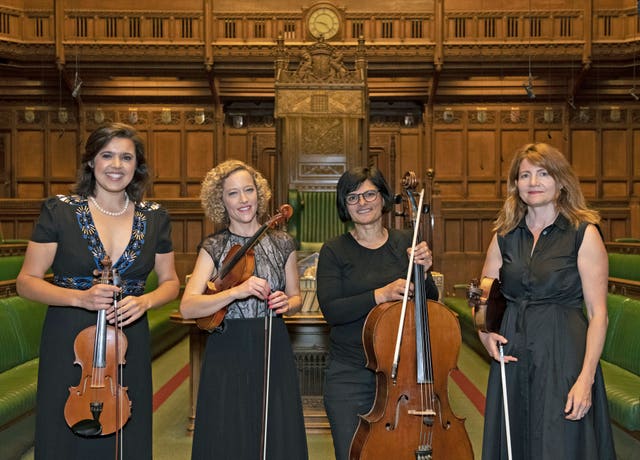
[
  {"xmin": 0, "ymin": 270, "xmax": 186, "ymax": 459},
  {"xmin": 0, "ymin": 256, "xmax": 25, "ymax": 282},
  {"xmin": 442, "ymin": 293, "xmax": 640, "ymax": 434},
  {"xmin": 599, "ymin": 294, "xmax": 640, "ymax": 433},
  {"xmin": 608, "ymin": 253, "xmax": 640, "ymax": 282},
  {"xmin": 0, "ymin": 295, "xmax": 47, "ymax": 460}
]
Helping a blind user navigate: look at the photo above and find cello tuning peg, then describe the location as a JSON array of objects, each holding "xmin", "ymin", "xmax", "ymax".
[{"xmin": 394, "ymin": 193, "xmax": 403, "ymax": 204}]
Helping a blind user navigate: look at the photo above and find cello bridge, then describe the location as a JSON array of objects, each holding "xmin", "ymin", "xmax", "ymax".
[{"xmin": 407, "ymin": 409, "xmax": 436, "ymax": 417}]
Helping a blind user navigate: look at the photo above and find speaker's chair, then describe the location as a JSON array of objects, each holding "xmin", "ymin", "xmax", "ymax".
[{"xmin": 287, "ymin": 189, "xmax": 349, "ymax": 253}]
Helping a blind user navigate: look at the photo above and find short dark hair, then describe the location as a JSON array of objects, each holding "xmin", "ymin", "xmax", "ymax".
[
  {"xmin": 73, "ymin": 122, "xmax": 149, "ymax": 202},
  {"xmin": 336, "ymin": 166, "xmax": 394, "ymax": 222}
]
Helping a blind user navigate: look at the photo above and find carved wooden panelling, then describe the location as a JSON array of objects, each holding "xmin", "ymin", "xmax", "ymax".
[
  {"xmin": 571, "ymin": 130, "xmax": 598, "ymax": 178},
  {"xmin": 185, "ymin": 131, "xmax": 214, "ymax": 178},
  {"xmin": 276, "ymin": 90, "xmax": 364, "ymax": 117},
  {"xmin": 300, "ymin": 117, "xmax": 344, "ymax": 155},
  {"xmin": 17, "ymin": 131, "xmax": 45, "ymax": 178},
  {"xmin": 602, "ymin": 130, "xmax": 628, "ymax": 178},
  {"xmin": 152, "ymin": 131, "xmax": 182, "ymax": 180},
  {"xmin": 226, "ymin": 132, "xmax": 249, "ymax": 163},
  {"xmin": 468, "ymin": 131, "xmax": 496, "ymax": 179},
  {"xmin": 500, "ymin": 131, "xmax": 530, "ymax": 174},
  {"xmin": 49, "ymin": 132, "xmax": 78, "ymax": 179}
]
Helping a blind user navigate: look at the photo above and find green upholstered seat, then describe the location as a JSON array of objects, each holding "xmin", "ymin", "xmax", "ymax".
[
  {"xmin": 287, "ymin": 189, "xmax": 349, "ymax": 251},
  {"xmin": 608, "ymin": 253, "xmax": 640, "ymax": 282},
  {"xmin": 144, "ymin": 270, "xmax": 187, "ymax": 358},
  {"xmin": 0, "ymin": 256, "xmax": 25, "ymax": 282}
]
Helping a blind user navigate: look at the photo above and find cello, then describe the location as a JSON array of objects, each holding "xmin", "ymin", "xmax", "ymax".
[
  {"xmin": 349, "ymin": 179, "xmax": 474, "ymax": 460},
  {"xmin": 64, "ymin": 255, "xmax": 132, "ymax": 439}
]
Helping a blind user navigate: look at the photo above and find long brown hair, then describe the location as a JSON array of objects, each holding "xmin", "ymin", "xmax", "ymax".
[{"xmin": 494, "ymin": 143, "xmax": 600, "ymax": 235}]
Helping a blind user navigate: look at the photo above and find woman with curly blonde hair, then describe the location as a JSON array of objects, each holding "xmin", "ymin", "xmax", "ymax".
[
  {"xmin": 479, "ymin": 143, "xmax": 615, "ymax": 459},
  {"xmin": 181, "ymin": 160, "xmax": 308, "ymax": 460}
]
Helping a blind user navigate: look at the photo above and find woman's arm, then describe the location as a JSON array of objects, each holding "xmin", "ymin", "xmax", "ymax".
[
  {"xmin": 180, "ymin": 248, "xmax": 271, "ymax": 319},
  {"xmin": 269, "ymin": 250, "xmax": 302, "ymax": 316},
  {"xmin": 108, "ymin": 251, "xmax": 180, "ymax": 326},
  {"xmin": 564, "ymin": 224, "xmax": 609, "ymax": 420},
  {"xmin": 17, "ymin": 241, "xmax": 119, "ymax": 311},
  {"xmin": 317, "ymin": 243, "xmax": 379, "ymax": 326},
  {"xmin": 477, "ymin": 234, "xmax": 517, "ymax": 362}
]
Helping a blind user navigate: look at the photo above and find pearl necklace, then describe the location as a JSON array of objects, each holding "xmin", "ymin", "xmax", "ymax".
[{"xmin": 89, "ymin": 194, "xmax": 130, "ymax": 217}]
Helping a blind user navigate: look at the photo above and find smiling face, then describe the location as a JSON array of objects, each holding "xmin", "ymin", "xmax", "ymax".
[
  {"xmin": 92, "ymin": 137, "xmax": 136, "ymax": 196},
  {"xmin": 222, "ymin": 169, "xmax": 259, "ymax": 231},
  {"xmin": 516, "ymin": 158, "xmax": 560, "ymax": 209},
  {"xmin": 346, "ymin": 179, "xmax": 383, "ymax": 226}
]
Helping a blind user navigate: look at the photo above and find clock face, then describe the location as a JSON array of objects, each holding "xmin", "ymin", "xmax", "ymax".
[{"xmin": 308, "ymin": 7, "xmax": 340, "ymax": 40}]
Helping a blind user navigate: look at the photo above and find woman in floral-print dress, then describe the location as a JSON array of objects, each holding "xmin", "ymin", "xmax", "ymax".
[{"xmin": 17, "ymin": 123, "xmax": 179, "ymax": 460}]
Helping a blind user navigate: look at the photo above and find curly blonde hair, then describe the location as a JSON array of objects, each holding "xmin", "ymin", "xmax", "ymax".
[
  {"xmin": 494, "ymin": 143, "xmax": 600, "ymax": 235},
  {"xmin": 200, "ymin": 160, "xmax": 272, "ymax": 226}
]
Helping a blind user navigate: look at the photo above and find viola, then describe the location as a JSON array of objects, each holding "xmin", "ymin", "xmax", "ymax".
[
  {"xmin": 467, "ymin": 277, "xmax": 506, "ymax": 333},
  {"xmin": 195, "ymin": 204, "xmax": 293, "ymax": 332},
  {"xmin": 64, "ymin": 255, "xmax": 131, "ymax": 437},
  {"xmin": 350, "ymin": 177, "xmax": 474, "ymax": 459}
]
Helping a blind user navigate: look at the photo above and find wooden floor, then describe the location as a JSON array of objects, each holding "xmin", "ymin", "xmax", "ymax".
[{"xmin": 20, "ymin": 337, "xmax": 639, "ymax": 460}]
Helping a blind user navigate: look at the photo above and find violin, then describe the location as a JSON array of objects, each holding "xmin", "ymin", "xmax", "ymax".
[
  {"xmin": 64, "ymin": 256, "xmax": 131, "ymax": 437},
  {"xmin": 467, "ymin": 277, "xmax": 506, "ymax": 333},
  {"xmin": 196, "ymin": 204, "xmax": 293, "ymax": 332},
  {"xmin": 350, "ymin": 175, "xmax": 474, "ymax": 459}
]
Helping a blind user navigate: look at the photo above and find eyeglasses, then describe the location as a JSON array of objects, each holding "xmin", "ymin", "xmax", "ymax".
[{"xmin": 345, "ymin": 189, "xmax": 380, "ymax": 205}]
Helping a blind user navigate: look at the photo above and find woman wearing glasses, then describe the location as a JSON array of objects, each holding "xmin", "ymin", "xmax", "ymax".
[{"xmin": 316, "ymin": 166, "xmax": 439, "ymax": 460}]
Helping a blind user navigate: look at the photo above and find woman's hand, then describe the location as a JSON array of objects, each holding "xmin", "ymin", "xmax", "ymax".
[
  {"xmin": 408, "ymin": 241, "xmax": 433, "ymax": 269},
  {"xmin": 79, "ymin": 283, "xmax": 121, "ymax": 312},
  {"xmin": 107, "ymin": 294, "xmax": 152, "ymax": 327},
  {"xmin": 375, "ymin": 278, "xmax": 412, "ymax": 304},
  {"xmin": 234, "ymin": 275, "xmax": 271, "ymax": 301},
  {"xmin": 564, "ymin": 375, "xmax": 593, "ymax": 421},
  {"xmin": 478, "ymin": 331, "xmax": 518, "ymax": 363},
  {"xmin": 268, "ymin": 290, "xmax": 291, "ymax": 315}
]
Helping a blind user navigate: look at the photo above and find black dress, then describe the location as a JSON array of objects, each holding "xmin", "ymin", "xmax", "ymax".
[
  {"xmin": 481, "ymin": 215, "xmax": 616, "ymax": 460},
  {"xmin": 190, "ymin": 229, "xmax": 308, "ymax": 460},
  {"xmin": 32, "ymin": 195, "xmax": 173, "ymax": 460}
]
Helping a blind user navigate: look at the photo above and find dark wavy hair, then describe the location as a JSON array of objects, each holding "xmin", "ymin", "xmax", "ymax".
[
  {"xmin": 336, "ymin": 166, "xmax": 394, "ymax": 222},
  {"xmin": 73, "ymin": 122, "xmax": 149, "ymax": 202}
]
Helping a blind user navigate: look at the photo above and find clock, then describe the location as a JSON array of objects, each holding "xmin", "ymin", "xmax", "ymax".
[{"xmin": 308, "ymin": 7, "xmax": 340, "ymax": 40}]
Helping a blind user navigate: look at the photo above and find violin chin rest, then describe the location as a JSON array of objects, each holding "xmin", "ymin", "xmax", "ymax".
[{"xmin": 71, "ymin": 419, "xmax": 103, "ymax": 437}]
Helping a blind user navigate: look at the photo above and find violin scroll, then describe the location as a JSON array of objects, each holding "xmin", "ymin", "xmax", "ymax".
[{"xmin": 467, "ymin": 277, "xmax": 506, "ymax": 333}]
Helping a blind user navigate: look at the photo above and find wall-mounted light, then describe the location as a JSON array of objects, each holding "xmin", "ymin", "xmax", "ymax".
[
  {"xmin": 578, "ymin": 107, "xmax": 590, "ymax": 123},
  {"xmin": 630, "ymin": 87, "xmax": 639, "ymax": 101},
  {"xmin": 161, "ymin": 108, "xmax": 172, "ymax": 124},
  {"xmin": 128, "ymin": 107, "xmax": 138, "ymax": 124},
  {"xmin": 510, "ymin": 107, "xmax": 520, "ymax": 123},
  {"xmin": 543, "ymin": 106, "xmax": 554, "ymax": 123},
  {"xmin": 610, "ymin": 106, "xmax": 621, "ymax": 122},
  {"xmin": 58, "ymin": 107, "xmax": 68, "ymax": 124},
  {"xmin": 476, "ymin": 107, "xmax": 487, "ymax": 123},
  {"xmin": 232, "ymin": 114, "xmax": 245, "ymax": 128},
  {"xmin": 24, "ymin": 107, "xmax": 35, "ymax": 123},
  {"xmin": 403, "ymin": 114, "xmax": 414, "ymax": 127},
  {"xmin": 195, "ymin": 108, "xmax": 205, "ymax": 125},
  {"xmin": 94, "ymin": 108, "xmax": 105, "ymax": 124}
]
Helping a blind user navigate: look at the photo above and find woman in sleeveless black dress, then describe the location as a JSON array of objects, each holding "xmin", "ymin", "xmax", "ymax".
[
  {"xmin": 180, "ymin": 160, "xmax": 308, "ymax": 460},
  {"xmin": 478, "ymin": 143, "xmax": 616, "ymax": 460}
]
